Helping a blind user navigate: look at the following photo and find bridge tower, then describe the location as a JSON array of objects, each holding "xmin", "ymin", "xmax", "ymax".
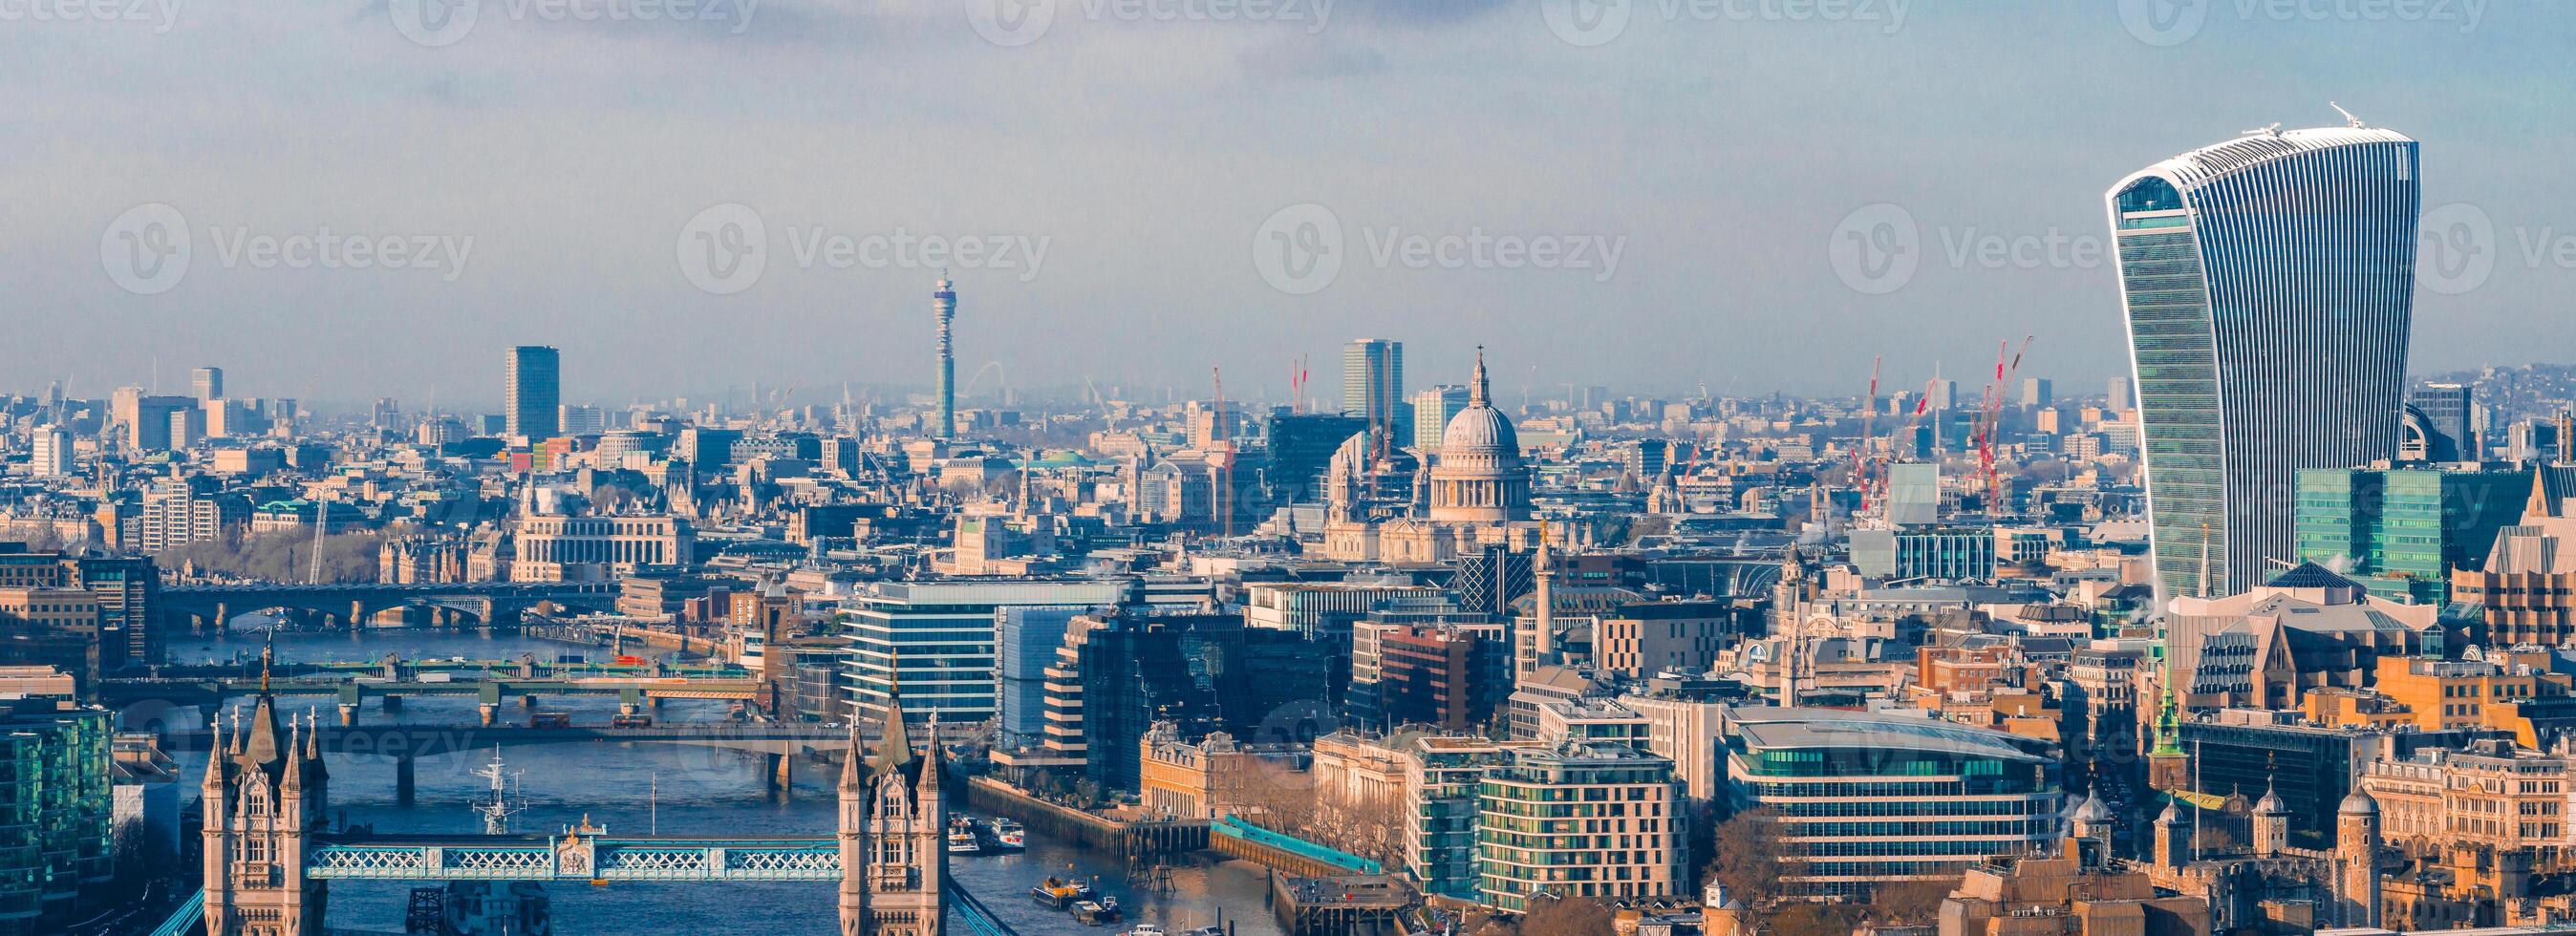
[
  {"xmin": 839, "ymin": 686, "xmax": 945, "ymax": 936},
  {"xmin": 202, "ymin": 692, "xmax": 331, "ymax": 935}
]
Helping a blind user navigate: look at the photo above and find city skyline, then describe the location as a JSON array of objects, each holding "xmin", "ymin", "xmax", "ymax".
[{"xmin": 17, "ymin": 6, "xmax": 2573, "ymax": 403}]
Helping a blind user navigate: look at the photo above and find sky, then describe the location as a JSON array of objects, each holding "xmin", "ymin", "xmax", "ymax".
[{"xmin": 6, "ymin": 0, "xmax": 2571, "ymax": 413}]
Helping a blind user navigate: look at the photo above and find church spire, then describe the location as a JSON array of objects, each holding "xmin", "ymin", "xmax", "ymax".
[{"xmin": 1470, "ymin": 346, "xmax": 1491, "ymax": 407}]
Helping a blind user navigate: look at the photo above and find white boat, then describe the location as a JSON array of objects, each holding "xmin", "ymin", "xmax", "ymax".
[
  {"xmin": 947, "ymin": 829, "xmax": 981, "ymax": 854},
  {"xmin": 1123, "ymin": 926, "xmax": 1166, "ymax": 936},
  {"xmin": 993, "ymin": 818, "xmax": 1026, "ymax": 850}
]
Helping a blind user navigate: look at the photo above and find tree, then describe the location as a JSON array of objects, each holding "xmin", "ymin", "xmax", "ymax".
[
  {"xmin": 1707, "ymin": 808, "xmax": 1791, "ymax": 914},
  {"xmin": 1517, "ymin": 894, "xmax": 1615, "ymax": 936},
  {"xmin": 1870, "ymin": 876, "xmax": 1964, "ymax": 926},
  {"xmin": 1767, "ymin": 903, "xmax": 1863, "ymax": 936}
]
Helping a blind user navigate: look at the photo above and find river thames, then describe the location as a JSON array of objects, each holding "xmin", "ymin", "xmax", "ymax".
[{"xmin": 156, "ymin": 629, "xmax": 1288, "ymax": 935}]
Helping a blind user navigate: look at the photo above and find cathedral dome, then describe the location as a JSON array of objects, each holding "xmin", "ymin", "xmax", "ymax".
[
  {"xmin": 1441, "ymin": 405, "xmax": 1518, "ymax": 459},
  {"xmin": 1427, "ymin": 349, "xmax": 1532, "ymax": 524}
]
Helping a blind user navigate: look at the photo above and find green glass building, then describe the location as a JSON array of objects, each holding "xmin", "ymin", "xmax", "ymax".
[
  {"xmin": 2292, "ymin": 466, "xmax": 2528, "ymax": 604},
  {"xmin": 0, "ymin": 697, "xmax": 113, "ymax": 936}
]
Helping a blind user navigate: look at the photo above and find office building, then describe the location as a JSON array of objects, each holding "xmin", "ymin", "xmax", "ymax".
[
  {"xmin": 2407, "ymin": 383, "xmax": 2475, "ymax": 461},
  {"xmin": 1265, "ymin": 411, "xmax": 1368, "ymax": 502},
  {"xmin": 1343, "ymin": 338, "xmax": 1406, "ymax": 442},
  {"xmin": 0, "ymin": 691, "xmax": 113, "ymax": 936},
  {"xmin": 2108, "ymin": 375, "xmax": 2132, "ymax": 413},
  {"xmin": 1884, "ymin": 462, "xmax": 1941, "ymax": 526},
  {"xmin": 109, "ymin": 388, "xmax": 194, "ymax": 455},
  {"xmin": 2509, "ymin": 415, "xmax": 2569, "ymax": 467},
  {"xmin": 558, "ymin": 403, "xmax": 606, "ymax": 436},
  {"xmin": 2021, "ymin": 377, "xmax": 2052, "ymax": 408},
  {"xmin": 1411, "ymin": 385, "xmax": 1470, "ymax": 453},
  {"xmin": 29, "ymin": 427, "xmax": 71, "ymax": 478},
  {"xmin": 504, "ymin": 345, "xmax": 561, "ymax": 439},
  {"xmin": 2108, "ymin": 125, "xmax": 2418, "ymax": 599},
  {"xmin": 995, "ymin": 606, "xmax": 1087, "ymax": 750},
  {"xmin": 841, "ymin": 580, "xmax": 1129, "ymax": 728},
  {"xmin": 188, "ymin": 367, "xmax": 223, "ymax": 401},
  {"xmin": 139, "ymin": 479, "xmax": 249, "ymax": 553},
  {"xmin": 1848, "ymin": 526, "xmax": 1998, "ymax": 580},
  {"xmin": 2292, "ymin": 465, "xmax": 2527, "ymax": 603},
  {"xmin": 2455, "ymin": 467, "xmax": 2576, "ymax": 646},
  {"xmin": 1719, "ymin": 707, "xmax": 2059, "ymax": 900}
]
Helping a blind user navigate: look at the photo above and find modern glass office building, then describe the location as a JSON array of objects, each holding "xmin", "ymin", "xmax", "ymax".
[
  {"xmin": 2293, "ymin": 466, "xmax": 2529, "ymax": 603},
  {"xmin": 0, "ymin": 698, "xmax": 112, "ymax": 936},
  {"xmin": 2107, "ymin": 126, "xmax": 2420, "ymax": 601},
  {"xmin": 1718, "ymin": 707, "xmax": 2059, "ymax": 901}
]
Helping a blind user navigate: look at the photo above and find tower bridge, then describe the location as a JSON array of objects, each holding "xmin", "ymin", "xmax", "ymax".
[{"xmin": 175, "ymin": 677, "xmax": 984, "ymax": 935}]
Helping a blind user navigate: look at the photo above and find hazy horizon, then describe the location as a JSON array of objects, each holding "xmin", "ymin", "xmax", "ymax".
[{"xmin": 11, "ymin": 1, "xmax": 2571, "ymax": 409}]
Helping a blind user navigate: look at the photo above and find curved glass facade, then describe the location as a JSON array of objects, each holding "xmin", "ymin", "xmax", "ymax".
[
  {"xmin": 2108, "ymin": 128, "xmax": 2420, "ymax": 601},
  {"xmin": 1722, "ymin": 713, "xmax": 2059, "ymax": 901}
]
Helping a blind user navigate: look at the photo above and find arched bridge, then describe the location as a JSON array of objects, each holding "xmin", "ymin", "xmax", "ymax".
[{"xmin": 161, "ymin": 582, "xmax": 619, "ymax": 632}]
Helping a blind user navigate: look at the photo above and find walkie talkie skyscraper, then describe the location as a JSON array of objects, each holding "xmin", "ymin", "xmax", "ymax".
[
  {"xmin": 934, "ymin": 277, "xmax": 957, "ymax": 439},
  {"xmin": 2108, "ymin": 120, "xmax": 2418, "ymax": 603}
]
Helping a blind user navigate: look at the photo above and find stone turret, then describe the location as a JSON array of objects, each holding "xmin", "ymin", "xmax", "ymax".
[
  {"xmin": 2336, "ymin": 790, "xmax": 2381, "ymax": 928},
  {"xmin": 2253, "ymin": 782, "xmax": 2289, "ymax": 857}
]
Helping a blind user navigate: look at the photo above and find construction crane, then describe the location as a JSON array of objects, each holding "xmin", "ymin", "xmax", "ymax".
[
  {"xmin": 1212, "ymin": 368, "xmax": 1234, "ymax": 539},
  {"xmin": 1971, "ymin": 335, "xmax": 2035, "ymax": 518},
  {"xmin": 1863, "ymin": 387, "xmax": 1935, "ymax": 513},
  {"xmin": 1850, "ymin": 356, "xmax": 1880, "ymax": 503}
]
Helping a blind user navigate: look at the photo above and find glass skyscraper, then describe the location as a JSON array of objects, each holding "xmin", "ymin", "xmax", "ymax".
[
  {"xmin": 1342, "ymin": 338, "xmax": 1406, "ymax": 443},
  {"xmin": 504, "ymin": 345, "xmax": 561, "ymax": 440},
  {"xmin": 2107, "ymin": 125, "xmax": 2420, "ymax": 600}
]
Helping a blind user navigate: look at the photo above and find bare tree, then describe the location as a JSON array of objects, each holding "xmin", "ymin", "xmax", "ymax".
[
  {"xmin": 1517, "ymin": 895, "xmax": 1615, "ymax": 936},
  {"xmin": 1870, "ymin": 875, "xmax": 1964, "ymax": 926},
  {"xmin": 1707, "ymin": 808, "xmax": 1791, "ymax": 915}
]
